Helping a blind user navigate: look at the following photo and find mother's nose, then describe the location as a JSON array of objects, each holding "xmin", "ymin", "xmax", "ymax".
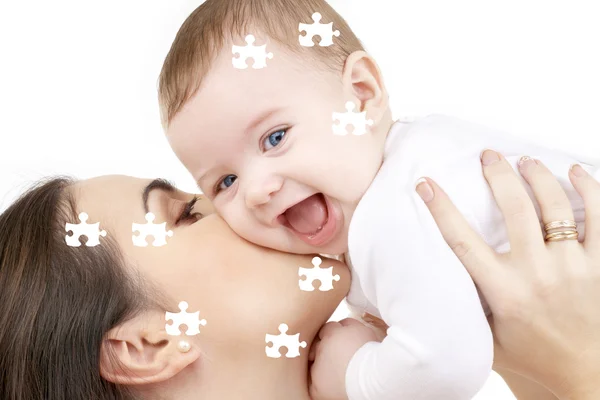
[{"xmin": 196, "ymin": 195, "xmax": 216, "ymax": 216}]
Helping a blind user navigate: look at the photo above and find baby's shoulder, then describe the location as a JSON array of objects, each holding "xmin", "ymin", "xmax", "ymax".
[
  {"xmin": 403, "ymin": 114, "xmax": 504, "ymax": 146},
  {"xmin": 375, "ymin": 115, "xmax": 508, "ymax": 205},
  {"xmin": 385, "ymin": 114, "xmax": 488, "ymax": 174}
]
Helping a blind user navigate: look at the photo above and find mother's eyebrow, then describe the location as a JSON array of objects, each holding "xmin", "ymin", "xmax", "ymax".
[{"xmin": 142, "ymin": 178, "xmax": 177, "ymax": 213}]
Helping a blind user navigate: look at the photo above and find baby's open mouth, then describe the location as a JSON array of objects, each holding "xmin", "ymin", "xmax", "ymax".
[{"xmin": 282, "ymin": 193, "xmax": 329, "ymax": 238}]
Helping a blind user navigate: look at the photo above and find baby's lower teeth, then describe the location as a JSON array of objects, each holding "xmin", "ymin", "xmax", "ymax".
[{"xmin": 308, "ymin": 225, "xmax": 324, "ymax": 239}]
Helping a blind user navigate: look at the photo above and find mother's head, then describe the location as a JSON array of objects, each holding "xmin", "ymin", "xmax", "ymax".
[{"xmin": 0, "ymin": 175, "xmax": 349, "ymax": 400}]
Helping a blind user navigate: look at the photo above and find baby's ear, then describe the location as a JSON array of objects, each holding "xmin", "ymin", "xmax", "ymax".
[
  {"xmin": 341, "ymin": 50, "xmax": 389, "ymax": 120},
  {"xmin": 99, "ymin": 312, "xmax": 201, "ymax": 385}
]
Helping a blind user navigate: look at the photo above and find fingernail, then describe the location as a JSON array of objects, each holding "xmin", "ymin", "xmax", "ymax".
[
  {"xmin": 416, "ymin": 178, "xmax": 434, "ymax": 203},
  {"xmin": 518, "ymin": 156, "xmax": 536, "ymax": 170},
  {"xmin": 481, "ymin": 150, "xmax": 500, "ymax": 166},
  {"xmin": 570, "ymin": 164, "xmax": 587, "ymax": 177}
]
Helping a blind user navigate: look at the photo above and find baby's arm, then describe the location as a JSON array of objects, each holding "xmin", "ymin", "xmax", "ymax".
[
  {"xmin": 344, "ymin": 114, "xmax": 598, "ymax": 400},
  {"xmin": 345, "ymin": 177, "xmax": 494, "ymax": 400}
]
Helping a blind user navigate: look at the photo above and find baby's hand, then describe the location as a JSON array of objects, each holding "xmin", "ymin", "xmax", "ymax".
[{"xmin": 308, "ymin": 318, "xmax": 378, "ymax": 400}]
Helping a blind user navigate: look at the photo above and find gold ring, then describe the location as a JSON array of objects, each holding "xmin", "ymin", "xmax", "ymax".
[
  {"xmin": 545, "ymin": 230, "xmax": 579, "ymax": 242},
  {"xmin": 544, "ymin": 220, "xmax": 579, "ymax": 242},
  {"xmin": 544, "ymin": 220, "xmax": 577, "ymax": 231}
]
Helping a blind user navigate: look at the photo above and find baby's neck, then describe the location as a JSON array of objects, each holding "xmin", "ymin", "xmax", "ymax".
[{"xmin": 375, "ymin": 110, "xmax": 396, "ymax": 157}]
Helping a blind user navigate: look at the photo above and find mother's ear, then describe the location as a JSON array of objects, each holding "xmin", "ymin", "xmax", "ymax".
[{"xmin": 99, "ymin": 312, "xmax": 201, "ymax": 385}]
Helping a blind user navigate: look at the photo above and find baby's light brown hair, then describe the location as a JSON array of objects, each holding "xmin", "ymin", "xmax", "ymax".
[{"xmin": 158, "ymin": 0, "xmax": 365, "ymax": 129}]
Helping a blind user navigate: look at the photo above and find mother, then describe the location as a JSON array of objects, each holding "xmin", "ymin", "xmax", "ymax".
[{"xmin": 0, "ymin": 175, "xmax": 350, "ymax": 400}]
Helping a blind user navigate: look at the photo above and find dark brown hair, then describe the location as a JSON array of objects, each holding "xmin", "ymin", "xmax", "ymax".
[
  {"xmin": 0, "ymin": 177, "xmax": 153, "ymax": 400},
  {"xmin": 158, "ymin": 0, "xmax": 365, "ymax": 128}
]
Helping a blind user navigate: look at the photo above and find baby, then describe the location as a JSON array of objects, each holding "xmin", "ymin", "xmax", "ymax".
[{"xmin": 158, "ymin": 0, "xmax": 598, "ymax": 399}]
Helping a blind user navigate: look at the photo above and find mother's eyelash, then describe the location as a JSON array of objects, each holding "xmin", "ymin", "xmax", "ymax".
[{"xmin": 175, "ymin": 196, "xmax": 203, "ymax": 225}]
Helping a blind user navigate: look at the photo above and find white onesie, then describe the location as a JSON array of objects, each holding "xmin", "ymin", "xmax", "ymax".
[{"xmin": 344, "ymin": 114, "xmax": 599, "ymax": 400}]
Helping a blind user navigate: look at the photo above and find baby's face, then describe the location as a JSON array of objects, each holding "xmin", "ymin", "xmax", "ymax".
[{"xmin": 167, "ymin": 39, "xmax": 383, "ymax": 255}]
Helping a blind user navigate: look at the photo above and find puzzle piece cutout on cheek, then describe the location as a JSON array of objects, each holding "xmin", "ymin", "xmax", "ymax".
[
  {"xmin": 332, "ymin": 101, "xmax": 374, "ymax": 136},
  {"xmin": 132, "ymin": 212, "xmax": 173, "ymax": 247},
  {"xmin": 265, "ymin": 323, "xmax": 307, "ymax": 358},
  {"xmin": 298, "ymin": 256, "xmax": 341, "ymax": 292},
  {"xmin": 65, "ymin": 212, "xmax": 107, "ymax": 247},
  {"xmin": 299, "ymin": 12, "xmax": 340, "ymax": 47},
  {"xmin": 165, "ymin": 301, "xmax": 207, "ymax": 336},
  {"xmin": 232, "ymin": 35, "xmax": 274, "ymax": 69}
]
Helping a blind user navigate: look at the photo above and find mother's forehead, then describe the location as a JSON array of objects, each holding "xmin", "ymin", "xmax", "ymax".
[
  {"xmin": 74, "ymin": 175, "xmax": 149, "ymax": 201},
  {"xmin": 72, "ymin": 176, "xmax": 155, "ymax": 221}
]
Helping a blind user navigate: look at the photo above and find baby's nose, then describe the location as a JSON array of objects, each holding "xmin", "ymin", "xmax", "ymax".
[
  {"xmin": 244, "ymin": 177, "xmax": 283, "ymax": 209},
  {"xmin": 245, "ymin": 187, "xmax": 272, "ymax": 208}
]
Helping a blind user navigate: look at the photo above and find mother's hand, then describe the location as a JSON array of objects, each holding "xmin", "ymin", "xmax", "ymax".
[{"xmin": 416, "ymin": 151, "xmax": 600, "ymax": 400}]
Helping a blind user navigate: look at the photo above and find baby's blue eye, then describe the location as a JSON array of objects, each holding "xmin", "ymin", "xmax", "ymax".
[
  {"xmin": 263, "ymin": 128, "xmax": 287, "ymax": 150},
  {"xmin": 217, "ymin": 174, "xmax": 237, "ymax": 192}
]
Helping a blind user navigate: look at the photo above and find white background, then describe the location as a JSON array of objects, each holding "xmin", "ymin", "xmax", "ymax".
[{"xmin": 1, "ymin": 1, "xmax": 600, "ymax": 398}]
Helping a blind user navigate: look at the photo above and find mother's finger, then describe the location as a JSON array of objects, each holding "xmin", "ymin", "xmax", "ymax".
[
  {"xmin": 480, "ymin": 150, "xmax": 546, "ymax": 255},
  {"xmin": 518, "ymin": 157, "xmax": 576, "ymax": 236},
  {"xmin": 570, "ymin": 163, "xmax": 600, "ymax": 251},
  {"xmin": 416, "ymin": 177, "xmax": 496, "ymax": 286}
]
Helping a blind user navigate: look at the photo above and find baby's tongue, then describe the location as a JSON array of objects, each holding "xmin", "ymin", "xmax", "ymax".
[{"xmin": 284, "ymin": 194, "xmax": 327, "ymax": 234}]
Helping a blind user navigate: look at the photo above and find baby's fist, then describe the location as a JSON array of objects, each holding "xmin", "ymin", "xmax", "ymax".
[{"xmin": 309, "ymin": 318, "xmax": 379, "ymax": 400}]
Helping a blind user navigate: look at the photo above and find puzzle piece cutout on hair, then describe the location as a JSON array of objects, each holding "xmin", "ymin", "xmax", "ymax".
[
  {"xmin": 165, "ymin": 301, "xmax": 207, "ymax": 336},
  {"xmin": 299, "ymin": 12, "xmax": 340, "ymax": 47},
  {"xmin": 232, "ymin": 35, "xmax": 274, "ymax": 69},
  {"xmin": 65, "ymin": 212, "xmax": 107, "ymax": 247},
  {"xmin": 265, "ymin": 323, "xmax": 307, "ymax": 358},
  {"xmin": 132, "ymin": 212, "xmax": 173, "ymax": 247},
  {"xmin": 332, "ymin": 101, "xmax": 374, "ymax": 136},
  {"xmin": 298, "ymin": 256, "xmax": 341, "ymax": 292}
]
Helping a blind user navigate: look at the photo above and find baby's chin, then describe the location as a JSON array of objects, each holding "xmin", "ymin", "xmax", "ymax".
[
  {"xmin": 316, "ymin": 227, "xmax": 350, "ymax": 256},
  {"xmin": 292, "ymin": 238, "xmax": 349, "ymax": 258}
]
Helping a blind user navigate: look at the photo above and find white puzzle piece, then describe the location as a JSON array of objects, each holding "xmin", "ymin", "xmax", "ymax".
[
  {"xmin": 165, "ymin": 301, "xmax": 207, "ymax": 336},
  {"xmin": 298, "ymin": 256, "xmax": 341, "ymax": 292},
  {"xmin": 132, "ymin": 212, "xmax": 173, "ymax": 247},
  {"xmin": 299, "ymin": 12, "xmax": 340, "ymax": 47},
  {"xmin": 232, "ymin": 35, "xmax": 274, "ymax": 69},
  {"xmin": 332, "ymin": 101, "xmax": 374, "ymax": 136},
  {"xmin": 265, "ymin": 323, "xmax": 307, "ymax": 358},
  {"xmin": 65, "ymin": 212, "xmax": 107, "ymax": 247}
]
